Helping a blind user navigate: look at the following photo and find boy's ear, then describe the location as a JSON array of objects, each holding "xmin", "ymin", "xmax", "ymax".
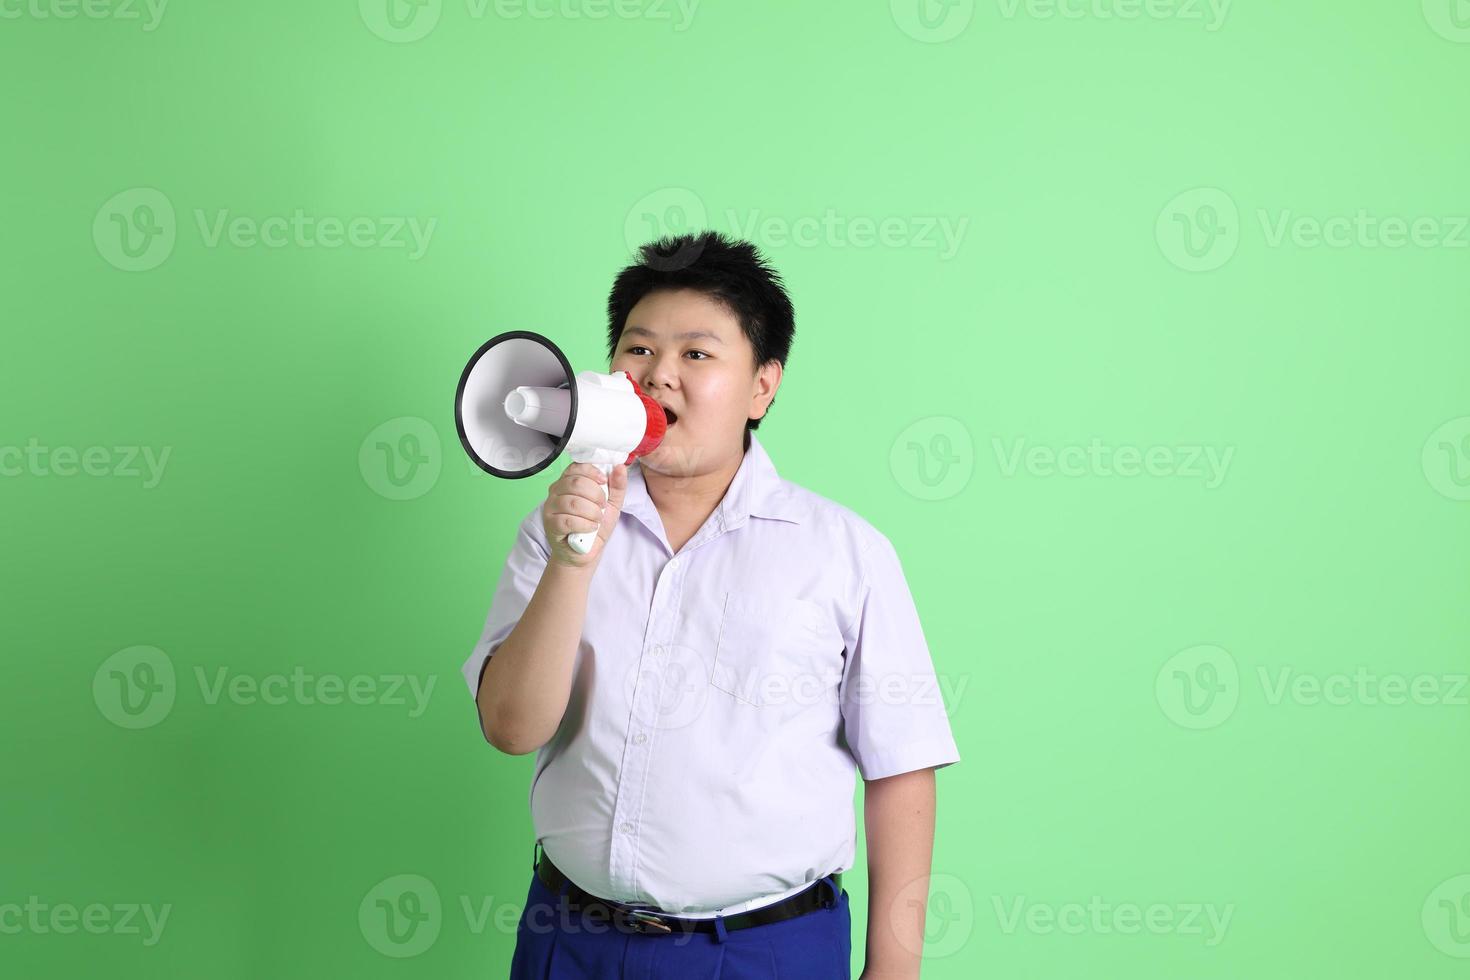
[{"xmin": 751, "ymin": 358, "xmax": 782, "ymax": 420}]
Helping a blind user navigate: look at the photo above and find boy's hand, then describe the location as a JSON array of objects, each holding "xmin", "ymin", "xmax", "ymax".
[{"xmin": 542, "ymin": 461, "xmax": 628, "ymax": 569}]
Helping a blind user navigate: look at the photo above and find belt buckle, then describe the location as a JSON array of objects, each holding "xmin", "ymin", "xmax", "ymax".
[{"xmin": 618, "ymin": 907, "xmax": 674, "ymax": 934}]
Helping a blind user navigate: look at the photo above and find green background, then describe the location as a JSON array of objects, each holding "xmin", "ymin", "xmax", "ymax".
[{"xmin": 3, "ymin": 0, "xmax": 1469, "ymax": 976}]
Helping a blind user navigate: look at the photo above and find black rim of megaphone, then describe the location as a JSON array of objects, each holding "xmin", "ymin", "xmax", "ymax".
[{"xmin": 454, "ymin": 330, "xmax": 578, "ymax": 479}]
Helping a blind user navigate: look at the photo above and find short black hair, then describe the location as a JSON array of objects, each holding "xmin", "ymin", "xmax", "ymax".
[{"xmin": 606, "ymin": 230, "xmax": 795, "ymax": 447}]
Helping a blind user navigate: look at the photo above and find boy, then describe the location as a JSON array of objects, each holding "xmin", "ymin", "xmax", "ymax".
[{"xmin": 462, "ymin": 231, "xmax": 960, "ymax": 979}]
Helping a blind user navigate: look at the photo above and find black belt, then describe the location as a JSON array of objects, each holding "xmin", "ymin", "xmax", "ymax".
[{"xmin": 533, "ymin": 844, "xmax": 842, "ymax": 936}]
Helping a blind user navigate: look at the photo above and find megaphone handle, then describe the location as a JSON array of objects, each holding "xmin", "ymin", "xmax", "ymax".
[{"xmin": 566, "ymin": 462, "xmax": 613, "ymax": 555}]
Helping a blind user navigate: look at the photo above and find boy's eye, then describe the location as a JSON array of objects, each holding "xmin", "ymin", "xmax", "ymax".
[{"xmin": 627, "ymin": 345, "xmax": 709, "ymax": 360}]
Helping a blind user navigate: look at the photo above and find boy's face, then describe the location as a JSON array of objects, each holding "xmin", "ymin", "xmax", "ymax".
[{"xmin": 609, "ymin": 288, "xmax": 780, "ymax": 477}]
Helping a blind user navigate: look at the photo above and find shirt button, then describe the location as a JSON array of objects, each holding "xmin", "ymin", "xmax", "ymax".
[
  {"xmin": 620, "ymin": 822, "xmax": 634, "ymax": 834},
  {"xmin": 668, "ymin": 558, "xmax": 680, "ymax": 571},
  {"xmin": 634, "ymin": 732, "xmax": 647, "ymax": 744}
]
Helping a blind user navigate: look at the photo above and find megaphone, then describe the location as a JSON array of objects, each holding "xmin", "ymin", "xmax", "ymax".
[{"xmin": 454, "ymin": 331, "xmax": 668, "ymax": 554}]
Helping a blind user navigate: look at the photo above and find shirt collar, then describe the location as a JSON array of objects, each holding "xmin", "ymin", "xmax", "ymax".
[{"xmin": 622, "ymin": 431, "xmax": 806, "ymax": 544}]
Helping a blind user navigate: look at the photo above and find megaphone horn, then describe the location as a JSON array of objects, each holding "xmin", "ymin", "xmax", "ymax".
[{"xmin": 454, "ymin": 330, "xmax": 667, "ymax": 554}]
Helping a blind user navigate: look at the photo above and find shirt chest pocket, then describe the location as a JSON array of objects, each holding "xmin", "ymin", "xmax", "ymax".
[{"xmin": 710, "ymin": 590, "xmax": 837, "ymax": 708}]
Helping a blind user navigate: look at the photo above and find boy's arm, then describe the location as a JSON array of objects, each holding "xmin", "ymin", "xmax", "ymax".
[
  {"xmin": 860, "ymin": 767, "xmax": 937, "ymax": 980},
  {"xmin": 476, "ymin": 560, "xmax": 594, "ymax": 754},
  {"xmin": 468, "ymin": 463, "xmax": 627, "ymax": 755}
]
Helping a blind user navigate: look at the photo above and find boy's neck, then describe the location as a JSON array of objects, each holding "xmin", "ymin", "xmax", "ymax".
[{"xmin": 641, "ymin": 437, "xmax": 746, "ymax": 530}]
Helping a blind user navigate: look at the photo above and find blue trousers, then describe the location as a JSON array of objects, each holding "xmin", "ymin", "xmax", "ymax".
[{"xmin": 508, "ymin": 870, "xmax": 852, "ymax": 979}]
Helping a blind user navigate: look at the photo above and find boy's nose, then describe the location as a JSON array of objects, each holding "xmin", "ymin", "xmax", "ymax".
[{"xmin": 641, "ymin": 361, "xmax": 678, "ymax": 391}]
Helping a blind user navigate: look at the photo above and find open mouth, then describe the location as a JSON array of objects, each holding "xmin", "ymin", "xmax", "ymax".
[{"xmin": 662, "ymin": 406, "xmax": 679, "ymax": 427}]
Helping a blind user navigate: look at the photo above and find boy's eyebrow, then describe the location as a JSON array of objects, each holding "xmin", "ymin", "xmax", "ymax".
[{"xmin": 621, "ymin": 326, "xmax": 725, "ymax": 345}]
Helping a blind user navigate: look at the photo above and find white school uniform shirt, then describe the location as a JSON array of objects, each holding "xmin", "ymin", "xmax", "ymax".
[{"xmin": 462, "ymin": 431, "xmax": 960, "ymax": 917}]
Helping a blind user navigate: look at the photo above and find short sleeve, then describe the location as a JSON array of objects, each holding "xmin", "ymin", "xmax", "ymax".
[
  {"xmin": 461, "ymin": 504, "xmax": 550, "ymax": 701},
  {"xmin": 837, "ymin": 533, "xmax": 961, "ymax": 780}
]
